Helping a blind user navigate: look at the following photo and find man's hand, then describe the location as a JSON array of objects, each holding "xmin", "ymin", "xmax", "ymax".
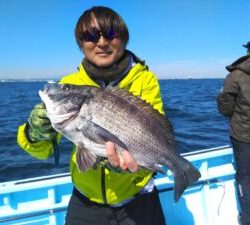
[
  {"xmin": 106, "ymin": 141, "xmax": 138, "ymax": 172},
  {"xmin": 27, "ymin": 103, "xmax": 57, "ymax": 142}
]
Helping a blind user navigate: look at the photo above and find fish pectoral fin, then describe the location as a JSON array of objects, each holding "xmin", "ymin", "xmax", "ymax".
[
  {"xmin": 76, "ymin": 144, "xmax": 97, "ymax": 172},
  {"xmin": 86, "ymin": 121, "xmax": 128, "ymax": 150}
]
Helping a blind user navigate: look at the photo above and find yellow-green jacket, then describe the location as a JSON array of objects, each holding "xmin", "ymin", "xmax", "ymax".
[{"xmin": 17, "ymin": 62, "xmax": 164, "ymax": 205}]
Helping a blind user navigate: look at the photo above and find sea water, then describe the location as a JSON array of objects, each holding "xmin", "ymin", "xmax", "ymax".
[{"xmin": 0, "ymin": 79, "xmax": 229, "ymax": 182}]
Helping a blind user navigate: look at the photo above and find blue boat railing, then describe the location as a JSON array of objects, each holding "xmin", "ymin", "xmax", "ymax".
[{"xmin": 0, "ymin": 146, "xmax": 239, "ymax": 225}]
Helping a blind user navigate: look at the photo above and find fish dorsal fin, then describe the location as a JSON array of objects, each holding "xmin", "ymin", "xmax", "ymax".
[
  {"xmin": 105, "ymin": 86, "xmax": 174, "ymax": 144},
  {"xmin": 105, "ymin": 86, "xmax": 153, "ymax": 111}
]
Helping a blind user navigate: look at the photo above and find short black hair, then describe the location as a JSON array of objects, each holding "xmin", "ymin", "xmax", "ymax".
[{"xmin": 75, "ymin": 6, "xmax": 129, "ymax": 48}]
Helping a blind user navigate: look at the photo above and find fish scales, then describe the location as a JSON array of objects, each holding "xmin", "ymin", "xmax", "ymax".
[
  {"xmin": 89, "ymin": 88, "xmax": 166, "ymax": 163},
  {"xmin": 39, "ymin": 83, "xmax": 201, "ymax": 202},
  {"xmin": 99, "ymin": 88, "xmax": 167, "ymax": 143}
]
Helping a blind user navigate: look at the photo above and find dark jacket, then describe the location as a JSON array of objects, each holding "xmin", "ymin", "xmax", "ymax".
[{"xmin": 217, "ymin": 55, "xmax": 250, "ymax": 142}]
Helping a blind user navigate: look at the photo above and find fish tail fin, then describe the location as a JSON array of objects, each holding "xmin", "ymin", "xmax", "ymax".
[{"xmin": 173, "ymin": 157, "xmax": 201, "ymax": 202}]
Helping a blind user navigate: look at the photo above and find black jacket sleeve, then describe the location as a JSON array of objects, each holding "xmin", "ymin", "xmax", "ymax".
[
  {"xmin": 217, "ymin": 73, "xmax": 239, "ymax": 117},
  {"xmin": 217, "ymin": 92, "xmax": 236, "ymax": 116}
]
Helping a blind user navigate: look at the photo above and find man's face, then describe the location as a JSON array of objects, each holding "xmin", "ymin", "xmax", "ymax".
[{"xmin": 81, "ymin": 18, "xmax": 125, "ymax": 68}]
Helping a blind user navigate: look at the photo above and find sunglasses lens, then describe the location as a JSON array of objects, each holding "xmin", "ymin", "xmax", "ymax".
[
  {"xmin": 105, "ymin": 29, "xmax": 118, "ymax": 40},
  {"xmin": 82, "ymin": 29, "xmax": 99, "ymax": 42},
  {"xmin": 81, "ymin": 28, "xmax": 118, "ymax": 42}
]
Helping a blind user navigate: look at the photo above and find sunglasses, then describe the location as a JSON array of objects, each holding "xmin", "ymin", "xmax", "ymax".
[{"xmin": 81, "ymin": 27, "xmax": 118, "ymax": 43}]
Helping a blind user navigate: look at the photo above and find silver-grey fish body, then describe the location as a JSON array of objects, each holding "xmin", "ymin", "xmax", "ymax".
[{"xmin": 39, "ymin": 83, "xmax": 201, "ymax": 202}]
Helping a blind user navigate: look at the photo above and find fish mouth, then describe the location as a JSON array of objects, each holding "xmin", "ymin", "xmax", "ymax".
[
  {"xmin": 47, "ymin": 111, "xmax": 77, "ymax": 125},
  {"xmin": 39, "ymin": 89, "xmax": 54, "ymax": 111},
  {"xmin": 39, "ymin": 89, "xmax": 77, "ymax": 125},
  {"xmin": 38, "ymin": 84, "xmax": 64, "ymax": 111}
]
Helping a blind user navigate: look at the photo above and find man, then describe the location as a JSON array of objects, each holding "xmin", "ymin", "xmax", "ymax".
[
  {"xmin": 217, "ymin": 42, "xmax": 250, "ymax": 225},
  {"xmin": 17, "ymin": 6, "xmax": 166, "ymax": 225},
  {"xmin": 243, "ymin": 42, "xmax": 250, "ymax": 54}
]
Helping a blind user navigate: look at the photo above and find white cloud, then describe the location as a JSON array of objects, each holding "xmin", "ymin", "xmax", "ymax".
[{"xmin": 151, "ymin": 58, "xmax": 235, "ymax": 79}]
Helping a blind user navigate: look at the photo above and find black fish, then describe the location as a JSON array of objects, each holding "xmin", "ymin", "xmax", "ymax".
[{"xmin": 39, "ymin": 84, "xmax": 201, "ymax": 202}]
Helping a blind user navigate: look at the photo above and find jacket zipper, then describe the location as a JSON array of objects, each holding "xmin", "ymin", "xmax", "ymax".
[{"xmin": 101, "ymin": 166, "xmax": 107, "ymax": 204}]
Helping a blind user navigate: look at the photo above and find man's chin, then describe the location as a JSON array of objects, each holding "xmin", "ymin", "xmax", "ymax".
[{"xmin": 93, "ymin": 59, "xmax": 114, "ymax": 68}]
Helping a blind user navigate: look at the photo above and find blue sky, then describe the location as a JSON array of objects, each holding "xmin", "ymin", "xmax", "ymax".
[{"xmin": 0, "ymin": 0, "xmax": 250, "ymax": 79}]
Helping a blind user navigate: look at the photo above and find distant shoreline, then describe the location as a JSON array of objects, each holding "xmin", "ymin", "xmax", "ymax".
[
  {"xmin": 0, "ymin": 77, "xmax": 224, "ymax": 83},
  {"xmin": 0, "ymin": 79, "xmax": 58, "ymax": 83}
]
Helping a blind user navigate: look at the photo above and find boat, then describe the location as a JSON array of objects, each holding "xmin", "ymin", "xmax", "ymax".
[
  {"xmin": 47, "ymin": 80, "xmax": 57, "ymax": 84},
  {"xmin": 0, "ymin": 146, "xmax": 240, "ymax": 225}
]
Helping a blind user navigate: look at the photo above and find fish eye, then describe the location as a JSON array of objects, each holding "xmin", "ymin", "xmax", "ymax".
[{"xmin": 62, "ymin": 84, "xmax": 70, "ymax": 91}]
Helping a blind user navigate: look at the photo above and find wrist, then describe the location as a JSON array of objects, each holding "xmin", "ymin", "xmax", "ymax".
[
  {"xmin": 24, "ymin": 122, "xmax": 37, "ymax": 143},
  {"xmin": 104, "ymin": 161, "xmax": 130, "ymax": 174}
]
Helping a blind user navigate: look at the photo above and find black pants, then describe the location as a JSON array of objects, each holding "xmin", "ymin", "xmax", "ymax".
[
  {"xmin": 65, "ymin": 187, "xmax": 166, "ymax": 225},
  {"xmin": 231, "ymin": 136, "xmax": 250, "ymax": 225}
]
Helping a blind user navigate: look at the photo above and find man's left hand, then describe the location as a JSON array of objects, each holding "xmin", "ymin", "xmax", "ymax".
[{"xmin": 106, "ymin": 141, "xmax": 138, "ymax": 172}]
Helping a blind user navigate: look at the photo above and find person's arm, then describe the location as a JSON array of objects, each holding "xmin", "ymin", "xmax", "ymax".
[
  {"xmin": 217, "ymin": 72, "xmax": 239, "ymax": 117},
  {"xmin": 140, "ymin": 71, "xmax": 164, "ymax": 115}
]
